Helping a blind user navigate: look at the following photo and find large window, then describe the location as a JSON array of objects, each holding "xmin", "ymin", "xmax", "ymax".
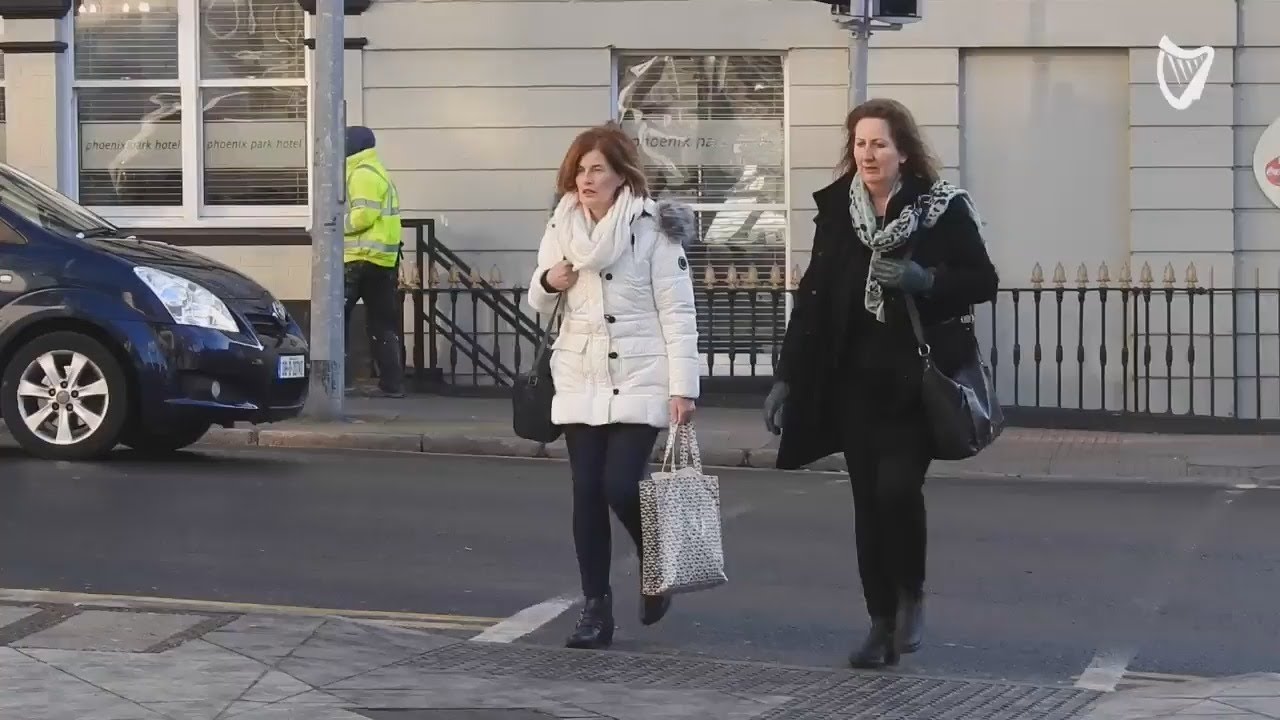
[
  {"xmin": 72, "ymin": 0, "xmax": 308, "ymax": 220},
  {"xmin": 615, "ymin": 53, "xmax": 787, "ymax": 371}
]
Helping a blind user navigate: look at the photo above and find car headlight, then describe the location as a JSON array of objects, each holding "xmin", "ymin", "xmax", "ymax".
[{"xmin": 133, "ymin": 266, "xmax": 239, "ymax": 333}]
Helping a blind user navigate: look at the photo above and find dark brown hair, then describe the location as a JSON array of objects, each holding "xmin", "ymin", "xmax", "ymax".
[
  {"xmin": 838, "ymin": 98, "xmax": 941, "ymax": 183},
  {"xmin": 555, "ymin": 122, "xmax": 649, "ymax": 198}
]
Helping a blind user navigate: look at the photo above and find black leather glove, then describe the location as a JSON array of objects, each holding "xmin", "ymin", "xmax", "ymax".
[
  {"xmin": 871, "ymin": 258, "xmax": 934, "ymax": 294},
  {"xmin": 763, "ymin": 381, "xmax": 789, "ymax": 436}
]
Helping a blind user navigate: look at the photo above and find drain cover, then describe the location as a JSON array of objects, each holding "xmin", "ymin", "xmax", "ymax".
[
  {"xmin": 356, "ymin": 711, "xmax": 557, "ymax": 720},
  {"xmin": 411, "ymin": 643, "xmax": 1099, "ymax": 720}
]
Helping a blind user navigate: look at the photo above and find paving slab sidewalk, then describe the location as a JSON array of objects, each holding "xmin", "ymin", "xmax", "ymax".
[
  {"xmin": 2, "ymin": 599, "xmax": 1277, "ymax": 720},
  {"xmin": 8, "ymin": 394, "xmax": 1280, "ymax": 484},
  {"xmin": 198, "ymin": 395, "xmax": 1280, "ymax": 485}
]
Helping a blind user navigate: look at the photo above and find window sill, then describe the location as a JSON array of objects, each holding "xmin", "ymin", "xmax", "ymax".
[{"xmin": 91, "ymin": 211, "xmax": 311, "ymax": 231}]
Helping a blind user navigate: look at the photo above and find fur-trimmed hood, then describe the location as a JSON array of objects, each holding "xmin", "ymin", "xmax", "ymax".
[{"xmin": 653, "ymin": 198, "xmax": 697, "ymax": 249}]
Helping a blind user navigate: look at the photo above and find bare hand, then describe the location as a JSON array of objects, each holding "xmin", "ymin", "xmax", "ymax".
[
  {"xmin": 545, "ymin": 260, "xmax": 578, "ymax": 292},
  {"xmin": 669, "ymin": 396, "xmax": 696, "ymax": 425}
]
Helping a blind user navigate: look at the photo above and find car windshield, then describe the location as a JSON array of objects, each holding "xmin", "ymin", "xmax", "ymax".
[{"xmin": 0, "ymin": 163, "xmax": 120, "ymax": 238}]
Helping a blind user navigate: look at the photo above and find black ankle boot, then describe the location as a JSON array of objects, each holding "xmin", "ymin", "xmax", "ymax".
[
  {"xmin": 641, "ymin": 593, "xmax": 671, "ymax": 626},
  {"xmin": 565, "ymin": 594, "xmax": 614, "ymax": 649},
  {"xmin": 848, "ymin": 617, "xmax": 899, "ymax": 669},
  {"xmin": 895, "ymin": 592, "xmax": 924, "ymax": 654}
]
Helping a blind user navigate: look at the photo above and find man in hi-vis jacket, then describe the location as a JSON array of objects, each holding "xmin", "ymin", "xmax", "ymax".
[{"xmin": 343, "ymin": 125, "xmax": 405, "ymax": 398}]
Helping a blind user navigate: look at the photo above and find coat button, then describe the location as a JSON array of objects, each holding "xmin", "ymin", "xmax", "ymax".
[
  {"xmin": 613, "ymin": 388, "xmax": 620, "ymax": 395},
  {"xmin": 606, "ymin": 315, "xmax": 616, "ymax": 323},
  {"xmin": 609, "ymin": 351, "xmax": 618, "ymax": 359},
  {"xmin": 605, "ymin": 273, "xmax": 613, "ymax": 280}
]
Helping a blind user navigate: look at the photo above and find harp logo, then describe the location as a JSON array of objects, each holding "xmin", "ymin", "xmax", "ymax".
[{"xmin": 1156, "ymin": 35, "xmax": 1215, "ymax": 111}]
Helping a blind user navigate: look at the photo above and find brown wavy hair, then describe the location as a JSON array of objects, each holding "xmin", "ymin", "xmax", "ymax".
[
  {"xmin": 554, "ymin": 122, "xmax": 649, "ymax": 199},
  {"xmin": 838, "ymin": 98, "xmax": 941, "ymax": 183}
]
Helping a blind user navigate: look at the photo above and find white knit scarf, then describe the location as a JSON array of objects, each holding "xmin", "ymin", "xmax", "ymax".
[
  {"xmin": 550, "ymin": 186, "xmax": 648, "ymax": 273},
  {"xmin": 849, "ymin": 173, "xmax": 982, "ymax": 322}
]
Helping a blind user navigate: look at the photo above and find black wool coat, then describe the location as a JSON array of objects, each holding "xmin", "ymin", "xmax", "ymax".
[{"xmin": 773, "ymin": 171, "xmax": 1000, "ymax": 470}]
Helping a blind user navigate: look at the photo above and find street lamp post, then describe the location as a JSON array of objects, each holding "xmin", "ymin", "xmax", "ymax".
[
  {"xmin": 306, "ymin": 0, "xmax": 346, "ymax": 420},
  {"xmin": 815, "ymin": 1, "xmax": 924, "ymax": 109}
]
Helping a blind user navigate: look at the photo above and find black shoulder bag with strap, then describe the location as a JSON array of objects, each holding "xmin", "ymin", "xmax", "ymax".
[
  {"xmin": 512, "ymin": 294, "xmax": 565, "ymax": 443},
  {"xmin": 901, "ymin": 251, "xmax": 1005, "ymax": 461}
]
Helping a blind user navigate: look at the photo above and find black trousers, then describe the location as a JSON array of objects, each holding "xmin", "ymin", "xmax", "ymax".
[
  {"xmin": 343, "ymin": 260, "xmax": 404, "ymax": 393},
  {"xmin": 563, "ymin": 423, "xmax": 661, "ymax": 599},
  {"xmin": 844, "ymin": 444, "xmax": 931, "ymax": 619},
  {"xmin": 840, "ymin": 369, "xmax": 933, "ymax": 620}
]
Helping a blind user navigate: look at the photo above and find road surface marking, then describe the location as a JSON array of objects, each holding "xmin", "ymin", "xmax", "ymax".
[
  {"xmin": 476, "ymin": 502, "xmax": 756, "ymax": 644},
  {"xmin": 1076, "ymin": 488, "xmax": 1240, "ymax": 693},
  {"xmin": 472, "ymin": 595, "xmax": 580, "ymax": 644},
  {"xmin": 1074, "ymin": 649, "xmax": 1135, "ymax": 691},
  {"xmin": 0, "ymin": 589, "xmax": 500, "ymax": 630}
]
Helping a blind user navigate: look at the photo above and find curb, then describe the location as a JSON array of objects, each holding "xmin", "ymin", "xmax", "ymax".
[
  {"xmin": 4, "ymin": 424, "xmax": 1263, "ymax": 486},
  {"xmin": 196, "ymin": 427, "xmax": 1250, "ymax": 486}
]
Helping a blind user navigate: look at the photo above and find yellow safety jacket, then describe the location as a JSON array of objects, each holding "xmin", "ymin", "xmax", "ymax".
[{"xmin": 344, "ymin": 148, "xmax": 402, "ymax": 268}]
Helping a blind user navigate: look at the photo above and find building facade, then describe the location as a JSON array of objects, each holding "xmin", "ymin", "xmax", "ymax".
[{"xmin": 1, "ymin": 0, "xmax": 1279, "ymax": 419}]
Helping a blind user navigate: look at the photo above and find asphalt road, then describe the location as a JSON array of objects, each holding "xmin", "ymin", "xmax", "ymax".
[{"xmin": 1, "ymin": 441, "xmax": 1277, "ymax": 689}]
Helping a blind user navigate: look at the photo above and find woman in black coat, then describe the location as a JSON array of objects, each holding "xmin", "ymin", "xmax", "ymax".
[{"xmin": 762, "ymin": 98, "xmax": 999, "ymax": 668}]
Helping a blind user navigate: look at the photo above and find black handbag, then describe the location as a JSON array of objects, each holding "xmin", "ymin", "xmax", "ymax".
[
  {"xmin": 903, "ymin": 291, "xmax": 1005, "ymax": 461},
  {"xmin": 512, "ymin": 296, "xmax": 565, "ymax": 443}
]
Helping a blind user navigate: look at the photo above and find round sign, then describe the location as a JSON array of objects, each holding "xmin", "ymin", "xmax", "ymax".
[{"xmin": 1254, "ymin": 117, "xmax": 1280, "ymax": 208}]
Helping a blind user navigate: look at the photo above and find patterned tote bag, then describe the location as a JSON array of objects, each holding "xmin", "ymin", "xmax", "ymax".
[{"xmin": 639, "ymin": 421, "xmax": 729, "ymax": 596}]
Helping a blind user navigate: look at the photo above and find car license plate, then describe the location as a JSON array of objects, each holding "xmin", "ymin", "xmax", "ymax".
[{"xmin": 278, "ymin": 355, "xmax": 307, "ymax": 379}]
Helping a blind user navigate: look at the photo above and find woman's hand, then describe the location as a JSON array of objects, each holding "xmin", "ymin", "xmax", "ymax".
[
  {"xmin": 545, "ymin": 260, "xmax": 579, "ymax": 291},
  {"xmin": 670, "ymin": 396, "xmax": 696, "ymax": 425},
  {"xmin": 871, "ymin": 258, "xmax": 934, "ymax": 294}
]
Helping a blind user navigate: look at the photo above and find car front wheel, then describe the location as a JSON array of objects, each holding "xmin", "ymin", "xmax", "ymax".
[{"xmin": 1, "ymin": 331, "xmax": 130, "ymax": 461}]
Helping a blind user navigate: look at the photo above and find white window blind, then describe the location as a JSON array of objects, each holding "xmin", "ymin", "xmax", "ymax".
[
  {"xmin": 199, "ymin": 0, "xmax": 307, "ymax": 207},
  {"xmin": 73, "ymin": 0, "xmax": 182, "ymax": 207},
  {"xmin": 616, "ymin": 54, "xmax": 788, "ymax": 373},
  {"xmin": 70, "ymin": 0, "xmax": 308, "ymax": 217}
]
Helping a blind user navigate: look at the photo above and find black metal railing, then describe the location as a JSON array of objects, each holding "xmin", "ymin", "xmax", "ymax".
[{"xmin": 396, "ymin": 223, "xmax": 1280, "ymax": 426}]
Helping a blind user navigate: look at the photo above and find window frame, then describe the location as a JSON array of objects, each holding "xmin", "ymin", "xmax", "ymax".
[
  {"xmin": 611, "ymin": 49, "xmax": 794, "ymax": 371},
  {"xmin": 611, "ymin": 51, "xmax": 791, "ymax": 254},
  {"xmin": 63, "ymin": 0, "xmax": 313, "ymax": 228}
]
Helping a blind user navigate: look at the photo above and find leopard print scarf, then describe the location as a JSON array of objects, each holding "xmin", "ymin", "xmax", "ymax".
[{"xmin": 849, "ymin": 174, "xmax": 977, "ymax": 322}]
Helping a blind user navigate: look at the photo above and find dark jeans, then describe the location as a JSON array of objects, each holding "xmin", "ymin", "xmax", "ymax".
[
  {"xmin": 564, "ymin": 423, "xmax": 661, "ymax": 599},
  {"xmin": 343, "ymin": 260, "xmax": 404, "ymax": 393}
]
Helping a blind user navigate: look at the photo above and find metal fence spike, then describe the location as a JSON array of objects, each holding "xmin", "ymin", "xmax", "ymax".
[
  {"xmin": 1140, "ymin": 262, "xmax": 1153, "ymax": 287},
  {"xmin": 769, "ymin": 265, "xmax": 784, "ymax": 289},
  {"xmin": 428, "ymin": 266, "xmax": 441, "ymax": 287},
  {"xmin": 790, "ymin": 264, "xmax": 803, "ymax": 290},
  {"xmin": 1076, "ymin": 263, "xmax": 1089, "ymax": 288},
  {"xmin": 489, "ymin": 265, "xmax": 503, "ymax": 286},
  {"xmin": 1031, "ymin": 262, "xmax": 1044, "ymax": 288},
  {"xmin": 448, "ymin": 268, "xmax": 461, "ymax": 287},
  {"xmin": 1053, "ymin": 262, "xmax": 1067, "ymax": 288},
  {"xmin": 1163, "ymin": 263, "xmax": 1176, "ymax": 288},
  {"xmin": 1098, "ymin": 262, "xmax": 1111, "ymax": 287},
  {"xmin": 1185, "ymin": 262, "xmax": 1198, "ymax": 288},
  {"xmin": 744, "ymin": 266, "xmax": 760, "ymax": 288}
]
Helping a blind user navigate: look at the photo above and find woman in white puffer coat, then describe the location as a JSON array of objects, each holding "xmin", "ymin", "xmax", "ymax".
[{"xmin": 527, "ymin": 122, "xmax": 701, "ymax": 651}]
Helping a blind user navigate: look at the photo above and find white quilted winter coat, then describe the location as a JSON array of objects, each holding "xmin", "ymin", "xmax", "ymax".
[{"xmin": 527, "ymin": 197, "xmax": 700, "ymax": 429}]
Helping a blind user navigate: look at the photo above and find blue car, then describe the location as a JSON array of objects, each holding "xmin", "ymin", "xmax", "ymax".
[{"xmin": 0, "ymin": 162, "xmax": 310, "ymax": 460}]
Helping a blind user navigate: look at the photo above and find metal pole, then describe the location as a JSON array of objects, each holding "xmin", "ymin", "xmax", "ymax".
[
  {"xmin": 306, "ymin": 0, "xmax": 346, "ymax": 420},
  {"xmin": 849, "ymin": 0, "xmax": 871, "ymax": 108}
]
